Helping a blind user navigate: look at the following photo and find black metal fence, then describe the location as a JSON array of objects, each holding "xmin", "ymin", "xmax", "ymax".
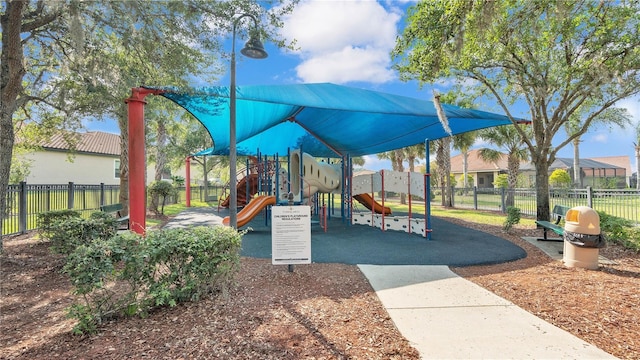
[
  {"xmin": 445, "ymin": 186, "xmax": 640, "ymax": 225},
  {"xmin": 2, "ymin": 182, "xmax": 223, "ymax": 236},
  {"xmin": 4, "ymin": 182, "xmax": 638, "ymax": 236}
]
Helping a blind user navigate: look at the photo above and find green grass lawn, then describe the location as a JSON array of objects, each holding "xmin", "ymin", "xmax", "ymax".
[{"xmin": 383, "ymin": 200, "xmax": 537, "ymax": 228}]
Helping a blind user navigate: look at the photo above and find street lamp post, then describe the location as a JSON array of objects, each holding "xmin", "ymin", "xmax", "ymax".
[{"xmin": 229, "ymin": 14, "xmax": 268, "ymax": 229}]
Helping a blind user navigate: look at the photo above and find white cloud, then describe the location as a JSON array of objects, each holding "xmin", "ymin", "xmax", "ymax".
[
  {"xmin": 617, "ymin": 96, "xmax": 640, "ymax": 124},
  {"xmin": 279, "ymin": 0, "xmax": 401, "ymax": 84},
  {"xmin": 591, "ymin": 133, "xmax": 609, "ymax": 143},
  {"xmin": 362, "ymin": 155, "xmax": 392, "ymax": 171}
]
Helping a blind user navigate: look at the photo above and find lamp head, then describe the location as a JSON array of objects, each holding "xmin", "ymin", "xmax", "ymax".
[{"xmin": 241, "ymin": 33, "xmax": 268, "ymax": 59}]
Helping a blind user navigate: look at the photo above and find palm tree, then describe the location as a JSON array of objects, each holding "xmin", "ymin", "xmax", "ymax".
[
  {"xmin": 564, "ymin": 107, "xmax": 631, "ymax": 188},
  {"xmin": 377, "ymin": 149, "xmax": 407, "ymax": 203},
  {"xmin": 434, "ymin": 138, "xmax": 452, "ymax": 207},
  {"xmin": 452, "ymin": 131, "xmax": 477, "ymax": 189},
  {"xmin": 403, "ymin": 143, "xmax": 426, "ymax": 172},
  {"xmin": 478, "ymin": 125, "xmax": 530, "ymax": 207},
  {"xmin": 635, "ymin": 123, "xmax": 640, "ymax": 189}
]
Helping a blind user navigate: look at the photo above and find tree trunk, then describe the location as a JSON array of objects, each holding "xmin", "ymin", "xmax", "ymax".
[
  {"xmin": 393, "ymin": 149, "xmax": 406, "ymax": 204},
  {"xmin": 535, "ymin": 159, "xmax": 551, "ymax": 221},
  {"xmin": 462, "ymin": 150, "xmax": 469, "ymax": 188},
  {"xmin": 203, "ymin": 156, "xmax": 209, "ymax": 201},
  {"xmin": 573, "ymin": 137, "xmax": 581, "ymax": 188},
  {"xmin": 635, "ymin": 145, "xmax": 640, "ymax": 190},
  {"xmin": 151, "ymin": 120, "xmax": 168, "ymax": 213},
  {"xmin": 0, "ymin": 1, "xmax": 27, "ymax": 252},
  {"xmin": 443, "ymin": 137, "xmax": 452, "ymax": 207},
  {"xmin": 118, "ymin": 112, "xmax": 130, "ymax": 216},
  {"xmin": 506, "ymin": 154, "xmax": 519, "ymax": 207}
]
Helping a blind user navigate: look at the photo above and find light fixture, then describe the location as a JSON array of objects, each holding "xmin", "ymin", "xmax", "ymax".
[{"xmin": 229, "ymin": 14, "xmax": 268, "ymax": 229}]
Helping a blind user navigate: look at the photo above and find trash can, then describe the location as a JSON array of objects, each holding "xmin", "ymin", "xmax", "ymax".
[{"xmin": 562, "ymin": 206, "xmax": 606, "ymax": 270}]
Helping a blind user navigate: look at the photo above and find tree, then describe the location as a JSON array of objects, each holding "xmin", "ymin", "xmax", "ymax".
[
  {"xmin": 0, "ymin": 1, "xmax": 295, "ymax": 252},
  {"xmin": 564, "ymin": 106, "xmax": 630, "ymax": 188},
  {"xmin": 393, "ymin": 1, "xmax": 640, "ymax": 220},
  {"xmin": 635, "ymin": 123, "xmax": 640, "ymax": 190},
  {"xmin": 549, "ymin": 169, "xmax": 572, "ymax": 188},
  {"xmin": 377, "ymin": 149, "xmax": 407, "ymax": 203},
  {"xmin": 493, "ymin": 174, "xmax": 509, "ymax": 189},
  {"xmin": 440, "ymin": 92, "xmax": 477, "ymax": 190},
  {"xmin": 452, "ymin": 132, "xmax": 476, "ymax": 189},
  {"xmin": 403, "ymin": 144, "xmax": 425, "ymax": 173},
  {"xmin": 477, "ymin": 125, "xmax": 530, "ymax": 207}
]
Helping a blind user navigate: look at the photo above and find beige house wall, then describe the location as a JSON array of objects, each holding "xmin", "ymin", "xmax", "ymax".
[
  {"xmin": 22, "ymin": 151, "xmax": 120, "ymax": 185},
  {"xmin": 145, "ymin": 164, "xmax": 190, "ymax": 185}
]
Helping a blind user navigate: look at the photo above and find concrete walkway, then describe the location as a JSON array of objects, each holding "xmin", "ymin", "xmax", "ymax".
[
  {"xmin": 358, "ymin": 265, "xmax": 617, "ymax": 359},
  {"xmin": 163, "ymin": 208, "xmax": 617, "ymax": 359}
]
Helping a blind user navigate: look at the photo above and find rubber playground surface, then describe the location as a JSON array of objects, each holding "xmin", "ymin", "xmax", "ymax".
[{"xmin": 237, "ymin": 210, "xmax": 527, "ymax": 266}]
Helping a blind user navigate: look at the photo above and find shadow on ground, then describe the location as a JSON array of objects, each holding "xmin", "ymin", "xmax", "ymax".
[{"xmin": 239, "ymin": 211, "xmax": 526, "ymax": 266}]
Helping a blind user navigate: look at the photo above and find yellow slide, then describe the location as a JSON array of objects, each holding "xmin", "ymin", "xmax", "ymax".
[{"xmin": 223, "ymin": 195, "xmax": 276, "ymax": 228}]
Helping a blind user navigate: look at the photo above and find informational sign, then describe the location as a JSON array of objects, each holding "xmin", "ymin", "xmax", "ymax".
[{"xmin": 271, "ymin": 205, "xmax": 311, "ymax": 265}]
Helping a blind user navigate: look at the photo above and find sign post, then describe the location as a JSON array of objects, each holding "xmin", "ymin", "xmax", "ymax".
[{"xmin": 272, "ymin": 199, "xmax": 311, "ymax": 272}]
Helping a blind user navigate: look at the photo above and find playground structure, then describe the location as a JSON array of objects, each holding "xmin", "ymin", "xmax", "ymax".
[
  {"xmin": 207, "ymin": 148, "xmax": 432, "ymax": 238},
  {"xmin": 215, "ymin": 149, "xmax": 343, "ymax": 228},
  {"xmin": 222, "ymin": 195, "xmax": 276, "ymax": 227},
  {"xmin": 352, "ymin": 170, "xmax": 431, "ymax": 237}
]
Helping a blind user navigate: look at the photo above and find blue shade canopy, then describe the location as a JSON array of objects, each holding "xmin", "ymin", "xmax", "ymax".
[{"xmin": 146, "ymin": 83, "xmax": 518, "ymax": 157}]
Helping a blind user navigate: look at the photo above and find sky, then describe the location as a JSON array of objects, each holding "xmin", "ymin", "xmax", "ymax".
[{"xmin": 87, "ymin": 0, "xmax": 640, "ymax": 172}]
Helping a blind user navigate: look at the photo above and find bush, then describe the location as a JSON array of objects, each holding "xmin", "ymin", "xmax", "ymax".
[
  {"xmin": 37, "ymin": 209, "xmax": 81, "ymax": 240},
  {"xmin": 44, "ymin": 212, "xmax": 119, "ymax": 255},
  {"xmin": 503, "ymin": 206, "xmax": 521, "ymax": 232},
  {"xmin": 598, "ymin": 211, "xmax": 640, "ymax": 251},
  {"xmin": 148, "ymin": 180, "xmax": 178, "ymax": 215},
  {"xmin": 63, "ymin": 226, "xmax": 243, "ymax": 334}
]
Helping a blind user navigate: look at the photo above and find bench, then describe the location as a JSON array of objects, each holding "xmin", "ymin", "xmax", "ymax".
[
  {"xmin": 535, "ymin": 205, "xmax": 571, "ymax": 242},
  {"xmin": 100, "ymin": 203, "xmax": 130, "ymax": 230}
]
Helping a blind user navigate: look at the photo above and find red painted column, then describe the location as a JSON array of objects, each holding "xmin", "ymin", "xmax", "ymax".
[
  {"xmin": 185, "ymin": 156, "xmax": 191, "ymax": 207},
  {"xmin": 125, "ymin": 88, "xmax": 163, "ymax": 235}
]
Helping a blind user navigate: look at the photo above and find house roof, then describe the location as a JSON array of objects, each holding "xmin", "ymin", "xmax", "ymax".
[
  {"xmin": 450, "ymin": 149, "xmax": 509, "ymax": 172},
  {"xmin": 148, "ymin": 83, "xmax": 520, "ymax": 158},
  {"xmin": 520, "ymin": 157, "xmax": 625, "ymax": 171},
  {"xmin": 588, "ymin": 156, "xmax": 632, "ymax": 175},
  {"xmin": 453, "ymin": 150, "xmax": 629, "ymax": 174},
  {"xmin": 36, "ymin": 131, "xmax": 121, "ymax": 156}
]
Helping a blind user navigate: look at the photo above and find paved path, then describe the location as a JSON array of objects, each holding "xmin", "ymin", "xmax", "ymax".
[
  {"xmin": 359, "ymin": 265, "xmax": 616, "ymax": 359},
  {"xmin": 163, "ymin": 207, "xmax": 617, "ymax": 359}
]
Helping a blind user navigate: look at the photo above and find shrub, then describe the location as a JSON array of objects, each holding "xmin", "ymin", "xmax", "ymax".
[
  {"xmin": 45, "ymin": 213, "xmax": 119, "ymax": 255},
  {"xmin": 598, "ymin": 211, "xmax": 640, "ymax": 251},
  {"xmin": 63, "ymin": 226, "xmax": 243, "ymax": 334},
  {"xmin": 493, "ymin": 174, "xmax": 509, "ymax": 189},
  {"xmin": 37, "ymin": 209, "xmax": 81, "ymax": 240},
  {"xmin": 143, "ymin": 226, "xmax": 242, "ymax": 305},
  {"xmin": 549, "ymin": 169, "xmax": 572, "ymax": 188},
  {"xmin": 148, "ymin": 180, "xmax": 177, "ymax": 214},
  {"xmin": 503, "ymin": 206, "xmax": 521, "ymax": 232}
]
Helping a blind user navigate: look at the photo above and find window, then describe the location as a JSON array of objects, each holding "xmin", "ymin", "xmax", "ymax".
[{"xmin": 114, "ymin": 159, "xmax": 121, "ymax": 179}]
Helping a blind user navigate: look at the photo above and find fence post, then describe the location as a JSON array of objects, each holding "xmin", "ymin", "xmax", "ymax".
[
  {"xmin": 451, "ymin": 186, "xmax": 455, "ymax": 207},
  {"xmin": 587, "ymin": 186, "xmax": 593, "ymax": 208},
  {"xmin": 100, "ymin": 183, "xmax": 105, "ymax": 206},
  {"xmin": 19, "ymin": 181, "xmax": 27, "ymax": 234},
  {"xmin": 473, "ymin": 186, "xmax": 478, "ymax": 210},
  {"xmin": 501, "ymin": 187, "xmax": 506, "ymax": 213},
  {"xmin": 68, "ymin": 182, "xmax": 75, "ymax": 209}
]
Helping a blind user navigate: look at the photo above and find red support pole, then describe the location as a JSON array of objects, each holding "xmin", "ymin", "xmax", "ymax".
[
  {"xmin": 125, "ymin": 87, "xmax": 164, "ymax": 235},
  {"xmin": 380, "ymin": 170, "xmax": 385, "ymax": 232},
  {"xmin": 408, "ymin": 171, "xmax": 412, "ymax": 234},
  {"xmin": 185, "ymin": 156, "xmax": 191, "ymax": 207}
]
